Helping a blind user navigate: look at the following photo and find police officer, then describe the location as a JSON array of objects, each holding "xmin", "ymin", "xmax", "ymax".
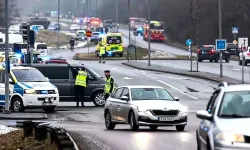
[
  {"xmin": 75, "ymin": 68, "xmax": 88, "ymax": 107},
  {"xmin": 99, "ymin": 43, "xmax": 106, "ymax": 63},
  {"xmin": 70, "ymin": 37, "xmax": 75, "ymax": 51},
  {"xmin": 104, "ymin": 70, "xmax": 114, "ymax": 100},
  {"xmin": 105, "ymin": 27, "xmax": 108, "ymax": 34}
]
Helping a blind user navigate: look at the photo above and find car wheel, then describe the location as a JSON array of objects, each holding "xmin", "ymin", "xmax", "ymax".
[
  {"xmin": 105, "ymin": 111, "xmax": 116, "ymax": 130},
  {"xmin": 149, "ymin": 125, "xmax": 158, "ymax": 130},
  {"xmin": 43, "ymin": 106, "xmax": 56, "ymax": 113},
  {"xmin": 176, "ymin": 125, "xmax": 185, "ymax": 131},
  {"xmin": 92, "ymin": 91, "xmax": 105, "ymax": 107},
  {"xmin": 239, "ymin": 60, "xmax": 242, "ymax": 65},
  {"xmin": 207, "ymin": 138, "xmax": 212, "ymax": 150},
  {"xmin": 209, "ymin": 59, "xmax": 213, "ymax": 62},
  {"xmin": 11, "ymin": 96, "xmax": 25, "ymax": 112},
  {"xmin": 198, "ymin": 58, "xmax": 202, "ymax": 62},
  {"xmin": 214, "ymin": 56, "xmax": 219, "ymax": 62},
  {"xmin": 129, "ymin": 111, "xmax": 139, "ymax": 131},
  {"xmin": 225, "ymin": 57, "xmax": 230, "ymax": 63},
  {"xmin": 119, "ymin": 53, "xmax": 123, "ymax": 57}
]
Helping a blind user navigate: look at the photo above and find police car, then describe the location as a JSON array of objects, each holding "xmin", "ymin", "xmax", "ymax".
[{"xmin": 0, "ymin": 65, "xmax": 59, "ymax": 113}]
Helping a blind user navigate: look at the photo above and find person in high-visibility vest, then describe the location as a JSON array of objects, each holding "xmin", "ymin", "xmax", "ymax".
[
  {"xmin": 104, "ymin": 70, "xmax": 114, "ymax": 100},
  {"xmin": 99, "ymin": 43, "xmax": 106, "ymax": 63},
  {"xmin": 75, "ymin": 68, "xmax": 89, "ymax": 107}
]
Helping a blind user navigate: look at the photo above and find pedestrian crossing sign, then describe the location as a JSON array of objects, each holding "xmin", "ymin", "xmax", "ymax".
[{"xmin": 232, "ymin": 27, "xmax": 238, "ymax": 34}]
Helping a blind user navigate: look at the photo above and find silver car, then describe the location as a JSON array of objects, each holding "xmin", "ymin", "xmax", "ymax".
[
  {"xmin": 104, "ymin": 85, "xmax": 188, "ymax": 131},
  {"xmin": 196, "ymin": 82, "xmax": 250, "ymax": 150}
]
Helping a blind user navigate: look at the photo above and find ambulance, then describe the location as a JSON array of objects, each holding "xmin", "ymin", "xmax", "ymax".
[{"xmin": 0, "ymin": 65, "xmax": 59, "ymax": 112}]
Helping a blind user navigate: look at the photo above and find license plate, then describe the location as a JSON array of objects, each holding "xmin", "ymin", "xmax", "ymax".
[
  {"xmin": 158, "ymin": 117, "xmax": 174, "ymax": 121},
  {"xmin": 111, "ymin": 47, "xmax": 118, "ymax": 50},
  {"xmin": 202, "ymin": 51, "xmax": 207, "ymax": 54}
]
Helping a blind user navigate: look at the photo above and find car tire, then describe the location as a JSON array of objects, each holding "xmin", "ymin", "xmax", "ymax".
[
  {"xmin": 149, "ymin": 125, "xmax": 158, "ymax": 130},
  {"xmin": 176, "ymin": 125, "xmax": 185, "ymax": 131},
  {"xmin": 43, "ymin": 106, "xmax": 56, "ymax": 113},
  {"xmin": 105, "ymin": 110, "xmax": 116, "ymax": 130},
  {"xmin": 92, "ymin": 91, "xmax": 105, "ymax": 107},
  {"xmin": 239, "ymin": 60, "xmax": 242, "ymax": 65},
  {"xmin": 198, "ymin": 58, "xmax": 202, "ymax": 62},
  {"xmin": 209, "ymin": 59, "xmax": 213, "ymax": 62},
  {"xmin": 11, "ymin": 96, "xmax": 25, "ymax": 112},
  {"xmin": 207, "ymin": 138, "xmax": 212, "ymax": 150},
  {"xmin": 129, "ymin": 111, "xmax": 139, "ymax": 131},
  {"xmin": 119, "ymin": 53, "xmax": 123, "ymax": 57},
  {"xmin": 225, "ymin": 57, "xmax": 230, "ymax": 63},
  {"xmin": 214, "ymin": 56, "xmax": 219, "ymax": 63}
]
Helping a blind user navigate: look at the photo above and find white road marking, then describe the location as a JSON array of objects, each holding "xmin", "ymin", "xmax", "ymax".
[
  {"xmin": 122, "ymin": 77, "xmax": 133, "ymax": 79},
  {"xmin": 133, "ymin": 69, "xmax": 138, "ymax": 71},
  {"xmin": 140, "ymin": 70, "xmax": 144, "ymax": 72},
  {"xmin": 229, "ymin": 68, "xmax": 240, "ymax": 71},
  {"xmin": 168, "ymin": 76, "xmax": 188, "ymax": 80},
  {"xmin": 111, "ymin": 68, "xmax": 118, "ymax": 71},
  {"xmin": 152, "ymin": 77, "xmax": 156, "ymax": 80},
  {"xmin": 157, "ymin": 80, "xmax": 199, "ymax": 100},
  {"xmin": 142, "ymin": 72, "xmax": 146, "ymax": 75}
]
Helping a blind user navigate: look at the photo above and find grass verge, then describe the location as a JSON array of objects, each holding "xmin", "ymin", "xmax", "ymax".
[
  {"xmin": 73, "ymin": 46, "xmax": 196, "ymax": 60},
  {"xmin": 36, "ymin": 30, "xmax": 71, "ymax": 47},
  {"xmin": 0, "ymin": 130, "xmax": 56, "ymax": 150}
]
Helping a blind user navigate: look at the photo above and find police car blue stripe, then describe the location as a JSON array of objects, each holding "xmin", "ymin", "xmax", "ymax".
[
  {"xmin": 0, "ymin": 95, "xmax": 5, "ymax": 106},
  {"xmin": 20, "ymin": 83, "xmax": 32, "ymax": 89},
  {"xmin": 14, "ymin": 83, "xmax": 24, "ymax": 96}
]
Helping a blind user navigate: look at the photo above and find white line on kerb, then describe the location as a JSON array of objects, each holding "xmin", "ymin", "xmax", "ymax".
[{"xmin": 157, "ymin": 80, "xmax": 199, "ymax": 100}]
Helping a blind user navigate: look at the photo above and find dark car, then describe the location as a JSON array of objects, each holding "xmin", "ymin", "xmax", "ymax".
[
  {"xmin": 226, "ymin": 43, "xmax": 239, "ymax": 55},
  {"xmin": 197, "ymin": 45, "xmax": 230, "ymax": 63},
  {"xmin": 21, "ymin": 64, "xmax": 106, "ymax": 106},
  {"xmin": 48, "ymin": 24, "xmax": 60, "ymax": 31},
  {"xmin": 133, "ymin": 27, "xmax": 144, "ymax": 36}
]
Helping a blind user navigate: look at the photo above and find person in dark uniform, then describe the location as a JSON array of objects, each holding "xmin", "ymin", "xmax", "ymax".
[
  {"xmin": 104, "ymin": 70, "xmax": 114, "ymax": 100},
  {"xmin": 74, "ymin": 68, "xmax": 89, "ymax": 107},
  {"xmin": 70, "ymin": 37, "xmax": 75, "ymax": 50},
  {"xmin": 105, "ymin": 27, "xmax": 108, "ymax": 34}
]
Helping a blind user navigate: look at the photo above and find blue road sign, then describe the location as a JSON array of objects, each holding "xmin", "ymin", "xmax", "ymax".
[
  {"xmin": 232, "ymin": 27, "xmax": 238, "ymax": 34},
  {"xmin": 216, "ymin": 39, "xmax": 227, "ymax": 50},
  {"xmin": 186, "ymin": 39, "xmax": 192, "ymax": 46},
  {"xmin": 32, "ymin": 26, "xmax": 39, "ymax": 32}
]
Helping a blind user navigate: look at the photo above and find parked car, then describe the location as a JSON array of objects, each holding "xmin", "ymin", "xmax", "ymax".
[
  {"xmin": 197, "ymin": 45, "xmax": 230, "ymax": 63},
  {"xmin": 226, "ymin": 43, "xmax": 239, "ymax": 55},
  {"xmin": 239, "ymin": 47, "xmax": 250, "ymax": 66},
  {"xmin": 21, "ymin": 64, "xmax": 106, "ymax": 106}
]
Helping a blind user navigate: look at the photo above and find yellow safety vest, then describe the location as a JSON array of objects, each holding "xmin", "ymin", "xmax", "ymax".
[
  {"xmin": 100, "ymin": 46, "xmax": 106, "ymax": 55},
  {"xmin": 75, "ymin": 70, "xmax": 87, "ymax": 87},
  {"xmin": 105, "ymin": 76, "xmax": 114, "ymax": 94}
]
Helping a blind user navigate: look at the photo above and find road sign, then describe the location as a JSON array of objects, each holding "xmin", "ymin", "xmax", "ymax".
[
  {"xmin": 232, "ymin": 27, "xmax": 238, "ymax": 34},
  {"xmin": 32, "ymin": 26, "xmax": 39, "ymax": 32},
  {"xmin": 86, "ymin": 30, "xmax": 92, "ymax": 37},
  {"xmin": 128, "ymin": 44, "xmax": 136, "ymax": 52},
  {"xmin": 215, "ymin": 39, "xmax": 227, "ymax": 50},
  {"xmin": 186, "ymin": 39, "xmax": 192, "ymax": 46},
  {"xmin": 238, "ymin": 38, "xmax": 248, "ymax": 48},
  {"xmin": 233, "ymin": 40, "xmax": 237, "ymax": 45}
]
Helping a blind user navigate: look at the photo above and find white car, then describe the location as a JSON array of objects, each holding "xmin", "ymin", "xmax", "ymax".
[
  {"xmin": 0, "ymin": 66, "xmax": 59, "ymax": 113},
  {"xmin": 70, "ymin": 24, "xmax": 80, "ymax": 31},
  {"xmin": 239, "ymin": 47, "xmax": 250, "ymax": 65},
  {"xmin": 104, "ymin": 85, "xmax": 188, "ymax": 131}
]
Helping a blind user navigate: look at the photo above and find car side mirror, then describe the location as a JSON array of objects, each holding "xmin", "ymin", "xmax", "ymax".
[
  {"xmin": 45, "ymin": 77, "xmax": 49, "ymax": 81},
  {"xmin": 9, "ymin": 78, "xmax": 14, "ymax": 84},
  {"xmin": 196, "ymin": 110, "xmax": 213, "ymax": 121},
  {"xmin": 174, "ymin": 97, "xmax": 179, "ymax": 101},
  {"xmin": 120, "ymin": 96, "xmax": 129, "ymax": 101},
  {"xmin": 88, "ymin": 75, "xmax": 94, "ymax": 80}
]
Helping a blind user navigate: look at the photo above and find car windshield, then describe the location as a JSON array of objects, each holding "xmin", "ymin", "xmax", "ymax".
[
  {"xmin": 88, "ymin": 68, "xmax": 101, "ymax": 77},
  {"xmin": 12, "ymin": 69, "xmax": 47, "ymax": 82},
  {"xmin": 219, "ymin": 91, "xmax": 250, "ymax": 118},
  {"xmin": 107, "ymin": 36, "xmax": 122, "ymax": 44},
  {"xmin": 130, "ymin": 88, "xmax": 174, "ymax": 100}
]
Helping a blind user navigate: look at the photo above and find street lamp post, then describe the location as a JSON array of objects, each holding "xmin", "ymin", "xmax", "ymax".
[
  {"xmin": 218, "ymin": 0, "xmax": 223, "ymax": 77},
  {"xmin": 128, "ymin": 0, "xmax": 131, "ymax": 45},
  {"xmin": 116, "ymin": 0, "xmax": 118, "ymax": 24},
  {"xmin": 147, "ymin": 0, "xmax": 151, "ymax": 66},
  {"xmin": 57, "ymin": 0, "xmax": 60, "ymax": 49},
  {"xmin": 3, "ymin": 0, "xmax": 10, "ymax": 114}
]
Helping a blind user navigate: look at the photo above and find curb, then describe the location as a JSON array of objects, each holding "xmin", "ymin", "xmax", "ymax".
[
  {"xmin": 122, "ymin": 62, "xmax": 243, "ymax": 84},
  {"xmin": 73, "ymin": 58, "xmax": 194, "ymax": 60},
  {"xmin": 0, "ymin": 112, "xmax": 47, "ymax": 120}
]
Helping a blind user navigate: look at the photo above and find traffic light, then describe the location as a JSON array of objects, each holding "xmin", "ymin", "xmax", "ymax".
[
  {"xmin": 29, "ymin": 30, "xmax": 35, "ymax": 46},
  {"xmin": 20, "ymin": 23, "xmax": 30, "ymax": 41},
  {"xmin": 13, "ymin": 43, "xmax": 22, "ymax": 53}
]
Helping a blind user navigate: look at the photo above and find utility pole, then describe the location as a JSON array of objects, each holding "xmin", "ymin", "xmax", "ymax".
[
  {"xmin": 116, "ymin": 0, "xmax": 118, "ymax": 24},
  {"xmin": 3, "ymin": 0, "xmax": 11, "ymax": 114},
  {"xmin": 218, "ymin": 0, "xmax": 223, "ymax": 77},
  {"xmin": 96, "ymin": 0, "xmax": 98, "ymax": 17},
  {"xmin": 147, "ymin": 0, "xmax": 151, "ymax": 66},
  {"xmin": 128, "ymin": 0, "xmax": 131, "ymax": 45},
  {"xmin": 57, "ymin": 0, "xmax": 60, "ymax": 49}
]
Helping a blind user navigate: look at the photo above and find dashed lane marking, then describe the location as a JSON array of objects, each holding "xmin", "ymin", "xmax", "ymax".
[
  {"xmin": 157, "ymin": 80, "xmax": 199, "ymax": 100},
  {"xmin": 142, "ymin": 72, "xmax": 146, "ymax": 75},
  {"xmin": 122, "ymin": 77, "xmax": 133, "ymax": 79},
  {"xmin": 168, "ymin": 76, "xmax": 188, "ymax": 80}
]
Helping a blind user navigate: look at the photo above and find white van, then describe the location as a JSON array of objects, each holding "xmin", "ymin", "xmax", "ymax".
[
  {"xmin": 35, "ymin": 43, "xmax": 48, "ymax": 57},
  {"xmin": 0, "ymin": 34, "xmax": 23, "ymax": 44},
  {"xmin": 0, "ymin": 65, "xmax": 59, "ymax": 113}
]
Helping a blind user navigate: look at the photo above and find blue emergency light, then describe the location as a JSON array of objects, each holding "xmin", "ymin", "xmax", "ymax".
[
  {"xmin": 107, "ymin": 51, "xmax": 113, "ymax": 56},
  {"xmin": 14, "ymin": 54, "xmax": 22, "ymax": 58},
  {"xmin": 40, "ymin": 90, "xmax": 48, "ymax": 94}
]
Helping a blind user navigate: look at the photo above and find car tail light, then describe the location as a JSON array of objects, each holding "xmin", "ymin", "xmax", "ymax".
[
  {"xmin": 197, "ymin": 49, "xmax": 201, "ymax": 54},
  {"xmin": 209, "ymin": 50, "xmax": 215, "ymax": 55},
  {"xmin": 246, "ymin": 52, "xmax": 250, "ymax": 56}
]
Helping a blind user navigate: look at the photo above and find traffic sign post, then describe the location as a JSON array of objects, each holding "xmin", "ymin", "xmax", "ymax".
[
  {"xmin": 239, "ymin": 38, "xmax": 248, "ymax": 84},
  {"xmin": 216, "ymin": 39, "xmax": 227, "ymax": 77},
  {"xmin": 185, "ymin": 39, "xmax": 198, "ymax": 72},
  {"xmin": 232, "ymin": 27, "xmax": 238, "ymax": 56},
  {"xmin": 86, "ymin": 30, "xmax": 92, "ymax": 57},
  {"xmin": 128, "ymin": 45, "xmax": 137, "ymax": 61}
]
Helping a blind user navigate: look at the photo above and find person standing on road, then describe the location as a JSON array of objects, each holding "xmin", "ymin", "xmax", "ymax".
[
  {"xmin": 99, "ymin": 43, "xmax": 106, "ymax": 63},
  {"xmin": 104, "ymin": 70, "xmax": 114, "ymax": 101},
  {"xmin": 105, "ymin": 27, "xmax": 108, "ymax": 34},
  {"xmin": 70, "ymin": 37, "xmax": 75, "ymax": 51},
  {"xmin": 75, "ymin": 68, "xmax": 88, "ymax": 107}
]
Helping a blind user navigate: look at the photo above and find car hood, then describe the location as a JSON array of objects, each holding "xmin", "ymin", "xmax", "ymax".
[
  {"xmin": 19, "ymin": 82, "xmax": 57, "ymax": 90},
  {"xmin": 131, "ymin": 100, "xmax": 187, "ymax": 111},
  {"xmin": 216, "ymin": 118, "xmax": 250, "ymax": 136}
]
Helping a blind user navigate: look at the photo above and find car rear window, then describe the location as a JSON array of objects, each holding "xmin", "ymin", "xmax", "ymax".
[{"xmin": 200, "ymin": 47, "xmax": 213, "ymax": 51}]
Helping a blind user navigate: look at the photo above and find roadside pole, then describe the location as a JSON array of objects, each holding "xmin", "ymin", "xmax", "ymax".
[
  {"xmin": 147, "ymin": 0, "xmax": 151, "ymax": 66},
  {"xmin": 232, "ymin": 27, "xmax": 238, "ymax": 56},
  {"xmin": 186, "ymin": 39, "xmax": 193, "ymax": 71},
  {"xmin": 218, "ymin": 0, "xmax": 223, "ymax": 77},
  {"xmin": 128, "ymin": 0, "xmax": 131, "ymax": 45},
  {"xmin": 27, "ymin": 24, "xmax": 31, "ymax": 65},
  {"xmin": 135, "ymin": 35, "xmax": 137, "ymax": 60},
  {"xmin": 241, "ymin": 39, "xmax": 246, "ymax": 84},
  {"xmin": 3, "ymin": 0, "xmax": 10, "ymax": 114},
  {"xmin": 57, "ymin": 0, "xmax": 60, "ymax": 49},
  {"xmin": 116, "ymin": 0, "xmax": 119, "ymax": 31}
]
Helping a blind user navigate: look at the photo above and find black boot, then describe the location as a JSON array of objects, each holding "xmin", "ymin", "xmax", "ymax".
[
  {"xmin": 81, "ymin": 102, "xmax": 85, "ymax": 107},
  {"xmin": 76, "ymin": 103, "xmax": 79, "ymax": 107}
]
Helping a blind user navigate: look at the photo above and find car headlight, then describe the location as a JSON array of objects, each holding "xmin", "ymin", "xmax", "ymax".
[
  {"xmin": 55, "ymin": 88, "xmax": 59, "ymax": 94},
  {"xmin": 24, "ymin": 89, "xmax": 35, "ymax": 94},
  {"xmin": 137, "ymin": 106, "xmax": 148, "ymax": 112},
  {"xmin": 180, "ymin": 106, "xmax": 188, "ymax": 113},
  {"xmin": 215, "ymin": 132, "xmax": 245, "ymax": 143}
]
